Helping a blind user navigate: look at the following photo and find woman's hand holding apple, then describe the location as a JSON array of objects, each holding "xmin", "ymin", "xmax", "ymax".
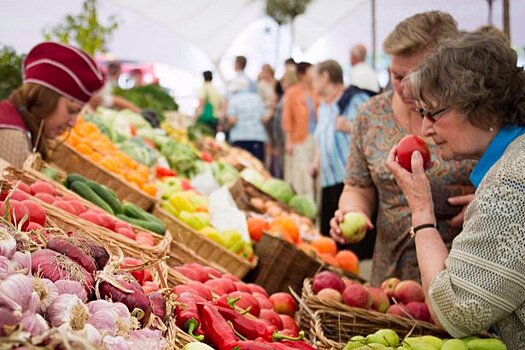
[{"xmin": 330, "ymin": 209, "xmax": 373, "ymax": 244}]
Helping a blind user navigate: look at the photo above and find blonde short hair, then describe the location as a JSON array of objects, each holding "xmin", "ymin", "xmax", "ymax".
[{"xmin": 383, "ymin": 11, "xmax": 458, "ymax": 56}]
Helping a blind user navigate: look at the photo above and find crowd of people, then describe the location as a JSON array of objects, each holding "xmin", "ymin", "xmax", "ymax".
[{"xmin": 0, "ymin": 8, "xmax": 523, "ymax": 348}]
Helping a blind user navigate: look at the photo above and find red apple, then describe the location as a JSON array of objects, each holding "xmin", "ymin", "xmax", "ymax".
[
  {"xmin": 316, "ymin": 288, "xmax": 342, "ymax": 303},
  {"xmin": 312, "ymin": 271, "xmax": 345, "ymax": 294},
  {"xmin": 396, "ymin": 135, "xmax": 431, "ymax": 172},
  {"xmin": 34, "ymin": 193, "xmax": 55, "ymax": 204},
  {"xmin": 259, "ymin": 309, "xmax": 283, "ymax": 330},
  {"xmin": 21, "ymin": 200, "xmax": 46, "ymax": 227},
  {"xmin": 253, "ymin": 292, "xmax": 273, "ymax": 310},
  {"xmin": 367, "ymin": 287, "xmax": 390, "ymax": 313},
  {"xmin": 405, "ymin": 301, "xmax": 431, "ymax": 323},
  {"xmin": 17, "ymin": 182, "xmax": 32, "ymax": 194},
  {"xmin": 246, "ymin": 283, "xmax": 268, "ymax": 297},
  {"xmin": 393, "ymin": 280, "xmax": 425, "ymax": 304},
  {"xmin": 342, "ymin": 284, "xmax": 370, "ymax": 309},
  {"xmin": 380, "ymin": 277, "xmax": 401, "ymax": 299},
  {"xmin": 26, "ymin": 221, "xmax": 44, "ymax": 231},
  {"xmin": 6, "ymin": 199, "xmax": 30, "ymax": 230},
  {"xmin": 66, "ymin": 199, "xmax": 87, "ymax": 215},
  {"xmin": 114, "ymin": 221, "xmax": 133, "ymax": 232},
  {"xmin": 52, "ymin": 200, "xmax": 76, "ymax": 215},
  {"xmin": 9, "ymin": 189, "xmax": 30, "ymax": 202},
  {"xmin": 269, "ymin": 292, "xmax": 297, "ymax": 316},
  {"xmin": 387, "ymin": 303, "xmax": 410, "ymax": 318}
]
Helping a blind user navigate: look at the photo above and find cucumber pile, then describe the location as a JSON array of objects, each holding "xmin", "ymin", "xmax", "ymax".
[{"xmin": 65, "ymin": 173, "xmax": 166, "ymax": 235}]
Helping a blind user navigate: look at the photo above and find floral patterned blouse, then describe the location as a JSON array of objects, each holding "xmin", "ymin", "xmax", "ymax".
[{"xmin": 346, "ymin": 91, "xmax": 476, "ymax": 286}]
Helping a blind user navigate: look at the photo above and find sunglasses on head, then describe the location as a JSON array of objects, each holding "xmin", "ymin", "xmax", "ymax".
[{"xmin": 417, "ymin": 106, "xmax": 449, "ymax": 123}]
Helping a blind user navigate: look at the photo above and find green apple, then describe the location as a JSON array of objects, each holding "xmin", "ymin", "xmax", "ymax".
[
  {"xmin": 339, "ymin": 212, "xmax": 368, "ymax": 242},
  {"xmin": 441, "ymin": 339, "xmax": 468, "ymax": 350},
  {"xmin": 404, "ymin": 336, "xmax": 442, "ymax": 348},
  {"xmin": 366, "ymin": 329, "xmax": 400, "ymax": 347}
]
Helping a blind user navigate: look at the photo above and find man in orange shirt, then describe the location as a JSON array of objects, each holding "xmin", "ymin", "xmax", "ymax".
[{"xmin": 282, "ymin": 62, "xmax": 318, "ymax": 201}]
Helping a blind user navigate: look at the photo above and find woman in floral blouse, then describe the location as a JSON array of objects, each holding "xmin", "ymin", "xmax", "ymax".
[{"xmin": 330, "ymin": 11, "xmax": 475, "ymax": 286}]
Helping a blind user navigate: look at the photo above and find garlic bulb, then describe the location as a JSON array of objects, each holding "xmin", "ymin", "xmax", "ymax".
[
  {"xmin": 0, "ymin": 274, "xmax": 33, "ymax": 312},
  {"xmin": 0, "ymin": 226, "xmax": 16, "ymax": 259},
  {"xmin": 33, "ymin": 277, "xmax": 59, "ymax": 313},
  {"xmin": 103, "ymin": 336, "xmax": 130, "ymax": 350},
  {"xmin": 54, "ymin": 280, "xmax": 88, "ymax": 302},
  {"xmin": 21, "ymin": 313, "xmax": 49, "ymax": 336},
  {"xmin": 47, "ymin": 294, "xmax": 89, "ymax": 330},
  {"xmin": 88, "ymin": 310, "xmax": 118, "ymax": 336},
  {"xmin": 57, "ymin": 323, "xmax": 102, "ymax": 346},
  {"xmin": 87, "ymin": 299, "xmax": 112, "ymax": 315}
]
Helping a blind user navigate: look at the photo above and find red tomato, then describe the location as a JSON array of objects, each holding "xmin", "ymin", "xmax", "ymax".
[{"xmin": 396, "ymin": 135, "xmax": 431, "ymax": 172}]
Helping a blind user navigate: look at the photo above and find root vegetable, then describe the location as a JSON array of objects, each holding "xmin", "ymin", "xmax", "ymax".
[{"xmin": 47, "ymin": 236, "xmax": 97, "ymax": 274}]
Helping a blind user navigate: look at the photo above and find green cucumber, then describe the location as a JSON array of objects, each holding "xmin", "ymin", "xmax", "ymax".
[
  {"xmin": 116, "ymin": 214, "xmax": 166, "ymax": 235},
  {"xmin": 70, "ymin": 181, "xmax": 114, "ymax": 214},
  {"xmin": 122, "ymin": 202, "xmax": 164, "ymax": 227},
  {"xmin": 86, "ymin": 181, "xmax": 123, "ymax": 214},
  {"xmin": 64, "ymin": 173, "xmax": 88, "ymax": 188}
]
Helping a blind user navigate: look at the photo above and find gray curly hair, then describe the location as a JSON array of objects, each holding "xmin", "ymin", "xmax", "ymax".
[{"xmin": 408, "ymin": 31, "xmax": 525, "ymax": 130}]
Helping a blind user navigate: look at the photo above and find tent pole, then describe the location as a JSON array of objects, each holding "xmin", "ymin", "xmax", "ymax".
[
  {"xmin": 503, "ymin": 0, "xmax": 510, "ymax": 41},
  {"xmin": 371, "ymin": 0, "xmax": 376, "ymax": 69}
]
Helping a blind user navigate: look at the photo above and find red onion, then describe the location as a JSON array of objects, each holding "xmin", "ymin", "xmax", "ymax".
[
  {"xmin": 77, "ymin": 237, "xmax": 110, "ymax": 270},
  {"xmin": 147, "ymin": 292, "xmax": 166, "ymax": 322},
  {"xmin": 97, "ymin": 272, "xmax": 151, "ymax": 325},
  {"xmin": 31, "ymin": 249, "xmax": 94, "ymax": 294},
  {"xmin": 47, "ymin": 236, "xmax": 97, "ymax": 274},
  {"xmin": 54, "ymin": 280, "xmax": 88, "ymax": 302}
]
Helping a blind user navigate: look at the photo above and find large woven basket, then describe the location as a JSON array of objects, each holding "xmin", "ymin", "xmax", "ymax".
[
  {"xmin": 247, "ymin": 232, "xmax": 322, "ymax": 295},
  {"xmin": 297, "ymin": 278, "xmax": 449, "ymax": 345},
  {"xmin": 152, "ymin": 205, "xmax": 257, "ymax": 279},
  {"xmin": 46, "ymin": 141, "xmax": 157, "ymax": 211},
  {"xmin": 1, "ymin": 167, "xmax": 171, "ymax": 260}
]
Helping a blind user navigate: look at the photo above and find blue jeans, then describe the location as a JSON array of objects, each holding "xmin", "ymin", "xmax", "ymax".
[{"xmin": 232, "ymin": 141, "xmax": 265, "ymax": 163}]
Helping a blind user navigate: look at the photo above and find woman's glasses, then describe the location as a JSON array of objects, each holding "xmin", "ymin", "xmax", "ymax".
[{"xmin": 417, "ymin": 107, "xmax": 449, "ymax": 123}]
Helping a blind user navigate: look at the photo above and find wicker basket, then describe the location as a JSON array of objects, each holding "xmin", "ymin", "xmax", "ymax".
[
  {"xmin": 46, "ymin": 141, "xmax": 157, "ymax": 211},
  {"xmin": 152, "ymin": 205, "xmax": 257, "ymax": 279},
  {"xmin": 247, "ymin": 232, "xmax": 322, "ymax": 294},
  {"xmin": 1, "ymin": 167, "xmax": 171, "ymax": 260},
  {"xmin": 166, "ymin": 322, "xmax": 197, "ymax": 350},
  {"xmin": 241, "ymin": 179, "xmax": 299, "ymax": 215},
  {"xmin": 297, "ymin": 278, "xmax": 449, "ymax": 344}
]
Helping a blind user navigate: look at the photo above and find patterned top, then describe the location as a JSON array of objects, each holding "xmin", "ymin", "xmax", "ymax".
[
  {"xmin": 429, "ymin": 134, "xmax": 525, "ymax": 349},
  {"xmin": 227, "ymin": 91, "xmax": 267, "ymax": 143},
  {"xmin": 314, "ymin": 93, "xmax": 369, "ymax": 188},
  {"xmin": 346, "ymin": 91, "xmax": 476, "ymax": 286}
]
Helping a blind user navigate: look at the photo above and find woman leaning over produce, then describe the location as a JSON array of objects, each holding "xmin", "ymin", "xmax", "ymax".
[
  {"xmin": 0, "ymin": 41, "xmax": 104, "ymax": 168},
  {"xmin": 386, "ymin": 32, "xmax": 525, "ymax": 347}
]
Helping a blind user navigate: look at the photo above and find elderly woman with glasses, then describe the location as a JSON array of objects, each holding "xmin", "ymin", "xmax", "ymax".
[
  {"xmin": 329, "ymin": 11, "xmax": 475, "ymax": 286},
  {"xmin": 387, "ymin": 32, "xmax": 525, "ymax": 347}
]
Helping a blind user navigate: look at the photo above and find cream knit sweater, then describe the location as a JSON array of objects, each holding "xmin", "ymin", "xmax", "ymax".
[{"xmin": 428, "ymin": 134, "xmax": 525, "ymax": 349}]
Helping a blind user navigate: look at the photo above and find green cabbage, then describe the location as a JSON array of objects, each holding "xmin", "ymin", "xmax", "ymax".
[
  {"xmin": 240, "ymin": 169, "xmax": 266, "ymax": 189},
  {"xmin": 261, "ymin": 179, "xmax": 295, "ymax": 204},
  {"xmin": 289, "ymin": 195, "xmax": 317, "ymax": 219}
]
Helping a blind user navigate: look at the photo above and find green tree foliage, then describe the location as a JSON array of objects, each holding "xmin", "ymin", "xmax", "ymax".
[
  {"xmin": 265, "ymin": 0, "xmax": 312, "ymax": 25},
  {"xmin": 0, "ymin": 46, "xmax": 25, "ymax": 100},
  {"xmin": 43, "ymin": 0, "xmax": 119, "ymax": 55}
]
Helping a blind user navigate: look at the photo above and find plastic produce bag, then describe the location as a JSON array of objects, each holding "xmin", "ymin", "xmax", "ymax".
[{"xmin": 208, "ymin": 187, "xmax": 249, "ymax": 242}]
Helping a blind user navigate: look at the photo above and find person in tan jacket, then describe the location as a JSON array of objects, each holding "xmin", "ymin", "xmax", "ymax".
[{"xmin": 281, "ymin": 62, "xmax": 319, "ymax": 201}]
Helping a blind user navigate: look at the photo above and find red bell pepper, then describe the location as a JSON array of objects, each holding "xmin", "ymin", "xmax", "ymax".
[
  {"xmin": 155, "ymin": 166, "xmax": 177, "ymax": 178},
  {"xmin": 197, "ymin": 303, "xmax": 239, "ymax": 350},
  {"xmin": 278, "ymin": 340, "xmax": 316, "ymax": 350},
  {"xmin": 216, "ymin": 306, "xmax": 304, "ymax": 343},
  {"xmin": 175, "ymin": 294, "xmax": 204, "ymax": 341},
  {"xmin": 213, "ymin": 295, "xmax": 240, "ymax": 309},
  {"xmin": 237, "ymin": 341, "xmax": 277, "ymax": 350}
]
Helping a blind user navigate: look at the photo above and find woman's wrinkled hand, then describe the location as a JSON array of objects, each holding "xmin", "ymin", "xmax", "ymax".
[{"xmin": 329, "ymin": 209, "xmax": 373, "ymax": 244}]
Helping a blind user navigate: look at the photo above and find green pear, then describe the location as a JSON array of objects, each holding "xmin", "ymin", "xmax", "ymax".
[
  {"xmin": 441, "ymin": 339, "xmax": 468, "ymax": 350},
  {"xmin": 404, "ymin": 335, "xmax": 442, "ymax": 348},
  {"xmin": 350, "ymin": 335, "xmax": 367, "ymax": 341},
  {"xmin": 466, "ymin": 338, "xmax": 507, "ymax": 350},
  {"xmin": 408, "ymin": 344, "xmax": 440, "ymax": 350},
  {"xmin": 344, "ymin": 341, "xmax": 367, "ymax": 350},
  {"xmin": 339, "ymin": 212, "xmax": 368, "ymax": 242},
  {"xmin": 354, "ymin": 344, "xmax": 387, "ymax": 350},
  {"xmin": 366, "ymin": 329, "xmax": 400, "ymax": 347}
]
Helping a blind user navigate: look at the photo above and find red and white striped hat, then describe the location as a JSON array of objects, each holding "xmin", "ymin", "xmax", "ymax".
[{"xmin": 23, "ymin": 42, "xmax": 105, "ymax": 104}]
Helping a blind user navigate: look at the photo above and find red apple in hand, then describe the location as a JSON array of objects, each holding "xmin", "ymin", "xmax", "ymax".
[{"xmin": 396, "ymin": 135, "xmax": 431, "ymax": 172}]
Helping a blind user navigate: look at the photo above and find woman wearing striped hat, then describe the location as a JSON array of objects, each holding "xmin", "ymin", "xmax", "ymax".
[{"xmin": 0, "ymin": 41, "xmax": 104, "ymax": 167}]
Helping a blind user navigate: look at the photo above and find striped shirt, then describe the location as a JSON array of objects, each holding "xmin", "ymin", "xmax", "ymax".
[
  {"xmin": 314, "ymin": 92, "xmax": 369, "ymax": 187},
  {"xmin": 227, "ymin": 91, "xmax": 267, "ymax": 143}
]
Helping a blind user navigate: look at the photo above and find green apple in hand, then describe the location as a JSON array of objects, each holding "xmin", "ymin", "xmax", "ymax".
[{"xmin": 339, "ymin": 212, "xmax": 368, "ymax": 242}]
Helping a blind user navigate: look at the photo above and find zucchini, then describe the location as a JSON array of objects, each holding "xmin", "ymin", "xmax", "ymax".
[
  {"xmin": 70, "ymin": 181, "xmax": 114, "ymax": 214},
  {"xmin": 122, "ymin": 202, "xmax": 164, "ymax": 227},
  {"xmin": 116, "ymin": 214, "xmax": 166, "ymax": 235},
  {"xmin": 86, "ymin": 180, "xmax": 123, "ymax": 214},
  {"xmin": 65, "ymin": 173, "xmax": 88, "ymax": 188}
]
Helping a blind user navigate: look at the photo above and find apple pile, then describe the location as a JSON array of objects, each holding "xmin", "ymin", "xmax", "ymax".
[
  {"xmin": 0, "ymin": 181, "xmax": 157, "ymax": 246},
  {"xmin": 343, "ymin": 330, "xmax": 507, "ymax": 350},
  {"xmin": 172, "ymin": 262, "xmax": 301, "ymax": 334},
  {"xmin": 311, "ymin": 271, "xmax": 433, "ymax": 323}
]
